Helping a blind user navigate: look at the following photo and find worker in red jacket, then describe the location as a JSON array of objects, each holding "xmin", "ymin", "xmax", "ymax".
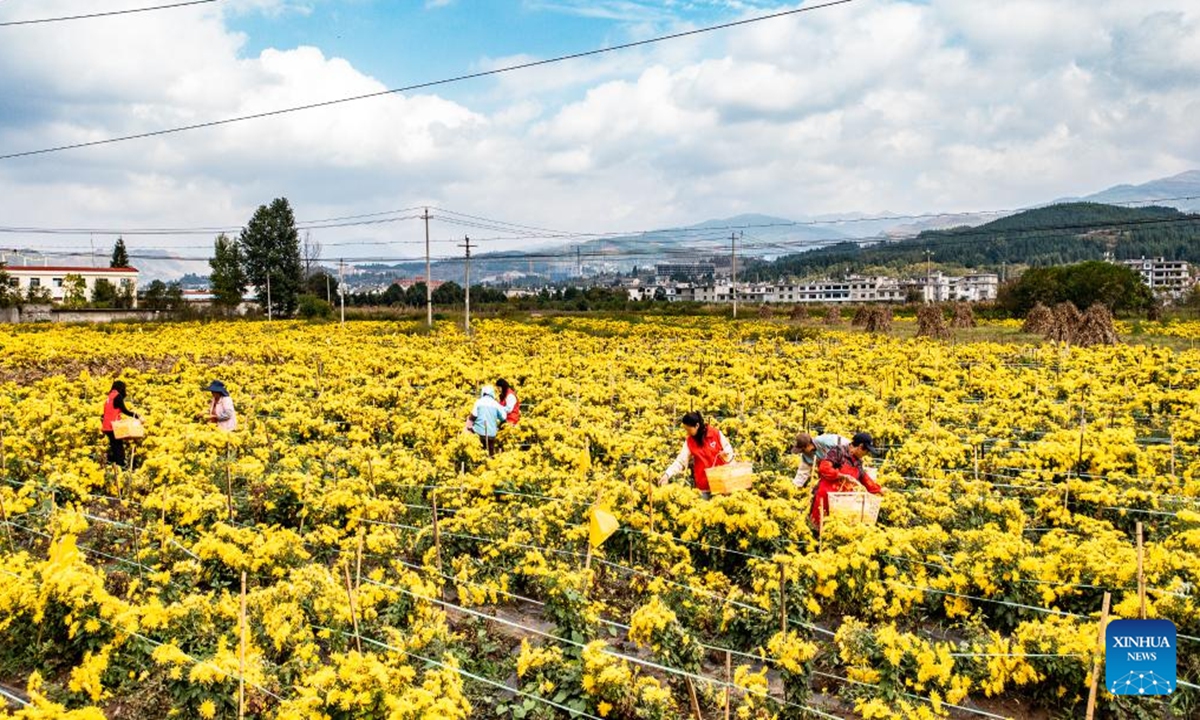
[
  {"xmin": 496, "ymin": 378, "xmax": 520, "ymax": 426},
  {"xmin": 658, "ymin": 411, "xmax": 734, "ymax": 499},
  {"xmin": 100, "ymin": 380, "xmax": 140, "ymax": 468},
  {"xmin": 811, "ymin": 432, "xmax": 882, "ymax": 528}
]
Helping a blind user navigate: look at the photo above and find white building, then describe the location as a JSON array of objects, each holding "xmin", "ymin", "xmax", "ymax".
[
  {"xmin": 4, "ymin": 265, "xmax": 139, "ymax": 306},
  {"xmin": 1118, "ymin": 257, "xmax": 1193, "ymax": 298},
  {"xmin": 919, "ymin": 272, "xmax": 999, "ymax": 303},
  {"xmin": 664, "ymin": 272, "xmax": 998, "ymax": 305}
]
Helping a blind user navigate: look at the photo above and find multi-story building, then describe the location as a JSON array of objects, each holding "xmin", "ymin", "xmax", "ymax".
[
  {"xmin": 1118, "ymin": 257, "xmax": 1193, "ymax": 298},
  {"xmin": 4, "ymin": 265, "xmax": 140, "ymax": 306},
  {"xmin": 660, "ymin": 272, "xmax": 998, "ymax": 305},
  {"xmin": 916, "ymin": 272, "xmax": 999, "ymax": 303},
  {"xmin": 654, "ymin": 262, "xmax": 716, "ymax": 284}
]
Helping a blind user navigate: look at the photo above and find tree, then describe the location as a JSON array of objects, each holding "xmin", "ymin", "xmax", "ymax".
[
  {"xmin": 91, "ymin": 278, "xmax": 118, "ymax": 307},
  {"xmin": 297, "ymin": 295, "xmax": 333, "ymax": 319},
  {"xmin": 115, "ymin": 280, "xmax": 135, "ymax": 309},
  {"xmin": 404, "ymin": 282, "xmax": 427, "ymax": 307},
  {"xmin": 141, "ymin": 280, "xmax": 169, "ymax": 310},
  {"xmin": 25, "ymin": 285, "xmax": 51, "ymax": 303},
  {"xmin": 165, "ymin": 283, "xmax": 185, "ymax": 311},
  {"xmin": 62, "ymin": 274, "xmax": 87, "ymax": 308},
  {"xmin": 239, "ymin": 198, "xmax": 303, "ymax": 317},
  {"xmin": 306, "ymin": 271, "xmax": 338, "ymax": 301},
  {"xmin": 0, "ymin": 264, "xmax": 16, "ymax": 308},
  {"xmin": 999, "ymin": 261, "xmax": 1153, "ymax": 316},
  {"xmin": 301, "ymin": 232, "xmax": 322, "ymax": 280},
  {"xmin": 432, "ymin": 281, "xmax": 464, "ymax": 305},
  {"xmin": 110, "ymin": 237, "xmax": 130, "ymax": 268},
  {"xmin": 381, "ymin": 283, "xmax": 405, "ymax": 306},
  {"xmin": 210, "ymin": 233, "xmax": 248, "ymax": 311}
]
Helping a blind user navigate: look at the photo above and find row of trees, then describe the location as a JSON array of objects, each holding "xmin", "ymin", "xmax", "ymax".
[
  {"xmin": 996, "ymin": 260, "xmax": 1155, "ymax": 316},
  {"xmin": 207, "ymin": 198, "xmax": 306, "ymax": 315}
]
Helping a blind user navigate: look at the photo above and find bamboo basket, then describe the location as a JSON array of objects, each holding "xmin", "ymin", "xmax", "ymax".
[
  {"xmin": 827, "ymin": 491, "xmax": 881, "ymax": 524},
  {"xmin": 112, "ymin": 418, "xmax": 145, "ymax": 440},
  {"xmin": 707, "ymin": 461, "xmax": 754, "ymax": 494}
]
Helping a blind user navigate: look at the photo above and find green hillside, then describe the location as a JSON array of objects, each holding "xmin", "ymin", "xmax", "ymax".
[{"xmin": 755, "ymin": 202, "xmax": 1200, "ymax": 279}]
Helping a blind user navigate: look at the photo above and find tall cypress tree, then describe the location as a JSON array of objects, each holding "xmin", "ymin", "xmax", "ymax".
[
  {"xmin": 238, "ymin": 198, "xmax": 303, "ymax": 317},
  {"xmin": 110, "ymin": 237, "xmax": 130, "ymax": 268},
  {"xmin": 209, "ymin": 233, "xmax": 248, "ymax": 311}
]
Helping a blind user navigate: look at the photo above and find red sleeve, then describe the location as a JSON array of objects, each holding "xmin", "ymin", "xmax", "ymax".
[
  {"xmin": 860, "ymin": 472, "xmax": 882, "ymax": 495},
  {"xmin": 817, "ymin": 458, "xmax": 839, "ymax": 483}
]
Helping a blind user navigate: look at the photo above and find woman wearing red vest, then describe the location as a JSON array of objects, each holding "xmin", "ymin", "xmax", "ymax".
[
  {"xmin": 658, "ymin": 411, "xmax": 734, "ymax": 499},
  {"xmin": 496, "ymin": 379, "xmax": 520, "ymax": 426},
  {"xmin": 100, "ymin": 380, "xmax": 140, "ymax": 468}
]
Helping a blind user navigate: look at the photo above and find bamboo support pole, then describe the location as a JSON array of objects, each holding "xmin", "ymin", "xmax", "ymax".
[{"xmin": 1084, "ymin": 592, "xmax": 1111, "ymax": 720}]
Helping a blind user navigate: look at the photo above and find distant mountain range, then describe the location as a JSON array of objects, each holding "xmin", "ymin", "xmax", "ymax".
[
  {"xmin": 753, "ymin": 201, "xmax": 1200, "ymax": 281},
  {"xmin": 1068, "ymin": 170, "xmax": 1200, "ymax": 212},
  {"xmin": 8, "ymin": 170, "xmax": 1198, "ymax": 283}
]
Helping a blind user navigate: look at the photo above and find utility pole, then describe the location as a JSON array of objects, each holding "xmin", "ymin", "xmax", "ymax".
[
  {"xmin": 1001, "ymin": 260, "xmax": 1007, "ymax": 284},
  {"xmin": 459, "ymin": 236, "xmax": 473, "ymax": 335},
  {"xmin": 338, "ymin": 258, "xmax": 345, "ymax": 326},
  {"xmin": 325, "ymin": 273, "xmax": 331, "ymax": 304},
  {"xmin": 925, "ymin": 249, "xmax": 932, "ymax": 304},
  {"xmin": 422, "ymin": 207, "xmax": 433, "ymax": 328},
  {"xmin": 731, "ymin": 232, "xmax": 739, "ymax": 319}
]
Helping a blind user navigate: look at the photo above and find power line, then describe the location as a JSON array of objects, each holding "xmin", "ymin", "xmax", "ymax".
[
  {"xmin": 6, "ymin": 206, "xmax": 1198, "ymax": 269},
  {"xmin": 0, "ymin": 0, "xmax": 217, "ymax": 27},
  {"xmin": 0, "ymin": 210, "xmax": 426, "ymax": 236},
  {"xmin": 0, "ymin": 0, "xmax": 857, "ymax": 160},
  {"xmin": 3, "ymin": 195, "xmax": 1197, "ymax": 242}
]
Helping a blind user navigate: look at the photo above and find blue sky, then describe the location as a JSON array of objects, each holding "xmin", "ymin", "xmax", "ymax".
[{"xmin": 227, "ymin": 1, "xmax": 756, "ymax": 105}]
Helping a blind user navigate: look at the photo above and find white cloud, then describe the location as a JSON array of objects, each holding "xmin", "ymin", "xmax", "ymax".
[{"xmin": 1, "ymin": 0, "xmax": 1199, "ymax": 268}]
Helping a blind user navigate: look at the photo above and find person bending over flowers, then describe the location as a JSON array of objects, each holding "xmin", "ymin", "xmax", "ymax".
[
  {"xmin": 658, "ymin": 411, "xmax": 734, "ymax": 500},
  {"xmin": 810, "ymin": 431, "xmax": 882, "ymax": 528}
]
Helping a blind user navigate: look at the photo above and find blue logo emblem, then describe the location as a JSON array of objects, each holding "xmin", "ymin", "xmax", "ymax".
[{"xmin": 1106, "ymin": 619, "xmax": 1176, "ymax": 695}]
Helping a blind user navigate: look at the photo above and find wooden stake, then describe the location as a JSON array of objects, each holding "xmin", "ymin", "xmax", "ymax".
[
  {"xmin": 131, "ymin": 523, "xmax": 144, "ymax": 581},
  {"xmin": 817, "ymin": 505, "xmax": 824, "ymax": 554},
  {"xmin": 1076, "ymin": 404, "xmax": 1086, "ymax": 472},
  {"xmin": 239, "ymin": 571, "xmax": 247, "ymax": 720},
  {"xmin": 343, "ymin": 564, "xmax": 362, "ymax": 653},
  {"xmin": 431, "ymin": 491, "xmax": 443, "ymax": 578},
  {"xmin": 1136, "ymin": 522, "xmax": 1146, "ymax": 620},
  {"xmin": 356, "ymin": 529, "xmax": 364, "ymax": 595},
  {"xmin": 686, "ymin": 677, "xmax": 703, "ymax": 720},
  {"xmin": 1084, "ymin": 592, "xmax": 1111, "ymax": 720},
  {"xmin": 778, "ymin": 562, "xmax": 787, "ymax": 634},
  {"xmin": 973, "ymin": 446, "xmax": 979, "ymax": 481},
  {"xmin": 225, "ymin": 465, "xmax": 234, "ymax": 520},
  {"xmin": 724, "ymin": 650, "xmax": 732, "ymax": 720}
]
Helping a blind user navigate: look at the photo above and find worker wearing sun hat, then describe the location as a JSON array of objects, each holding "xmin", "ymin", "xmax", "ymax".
[
  {"xmin": 810, "ymin": 432, "xmax": 882, "ymax": 528},
  {"xmin": 790, "ymin": 431, "xmax": 849, "ymax": 490},
  {"xmin": 201, "ymin": 380, "xmax": 238, "ymax": 432},
  {"xmin": 466, "ymin": 385, "xmax": 507, "ymax": 456}
]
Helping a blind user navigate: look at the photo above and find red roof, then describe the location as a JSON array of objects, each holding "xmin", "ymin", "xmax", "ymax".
[{"xmin": 5, "ymin": 266, "xmax": 138, "ymax": 273}]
